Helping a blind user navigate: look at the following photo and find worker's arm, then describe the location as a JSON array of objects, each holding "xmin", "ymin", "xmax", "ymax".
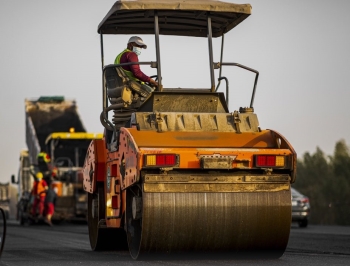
[
  {"xmin": 30, "ymin": 166, "xmax": 37, "ymax": 180},
  {"xmin": 126, "ymin": 53, "xmax": 152, "ymax": 83}
]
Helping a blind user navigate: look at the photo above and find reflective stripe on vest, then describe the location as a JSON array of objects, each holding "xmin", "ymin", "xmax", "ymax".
[{"xmin": 115, "ymin": 49, "xmax": 140, "ymax": 82}]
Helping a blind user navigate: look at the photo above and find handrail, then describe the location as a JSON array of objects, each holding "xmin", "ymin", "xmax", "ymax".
[
  {"xmin": 215, "ymin": 33, "xmax": 225, "ymax": 92},
  {"xmin": 218, "ymin": 77, "xmax": 229, "ymax": 106},
  {"xmin": 217, "ymin": 62, "xmax": 259, "ymax": 108},
  {"xmin": 103, "ymin": 61, "xmax": 157, "ymax": 70}
]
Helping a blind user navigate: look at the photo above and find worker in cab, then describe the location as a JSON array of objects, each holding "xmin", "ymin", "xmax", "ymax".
[
  {"xmin": 115, "ymin": 36, "xmax": 158, "ymax": 91},
  {"xmin": 31, "ymin": 172, "xmax": 48, "ymax": 219}
]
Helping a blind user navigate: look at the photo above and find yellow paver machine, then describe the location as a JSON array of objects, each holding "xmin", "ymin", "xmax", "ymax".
[{"xmin": 83, "ymin": 0, "xmax": 297, "ymax": 259}]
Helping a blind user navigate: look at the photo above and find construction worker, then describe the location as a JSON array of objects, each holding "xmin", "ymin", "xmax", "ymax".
[
  {"xmin": 37, "ymin": 152, "xmax": 51, "ymax": 170},
  {"xmin": 31, "ymin": 172, "xmax": 48, "ymax": 219},
  {"xmin": 115, "ymin": 36, "xmax": 158, "ymax": 89},
  {"xmin": 44, "ymin": 181, "xmax": 57, "ymax": 226},
  {"xmin": 37, "ymin": 152, "xmax": 58, "ymax": 182}
]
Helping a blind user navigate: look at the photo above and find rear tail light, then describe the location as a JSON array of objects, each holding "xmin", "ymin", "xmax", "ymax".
[
  {"xmin": 301, "ymin": 197, "xmax": 309, "ymax": 204},
  {"xmin": 144, "ymin": 154, "xmax": 179, "ymax": 167},
  {"xmin": 255, "ymin": 155, "xmax": 285, "ymax": 167}
]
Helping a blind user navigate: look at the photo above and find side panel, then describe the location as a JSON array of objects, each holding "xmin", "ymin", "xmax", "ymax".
[
  {"xmin": 118, "ymin": 128, "xmax": 140, "ymax": 190},
  {"xmin": 105, "ymin": 159, "xmax": 122, "ymax": 220},
  {"xmin": 83, "ymin": 139, "xmax": 107, "ymax": 194},
  {"xmin": 123, "ymin": 128, "xmax": 277, "ymax": 148},
  {"xmin": 104, "ymin": 128, "xmax": 139, "ymax": 226}
]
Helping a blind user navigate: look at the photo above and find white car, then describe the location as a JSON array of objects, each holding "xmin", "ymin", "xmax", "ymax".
[{"xmin": 291, "ymin": 187, "xmax": 310, "ymax": 227}]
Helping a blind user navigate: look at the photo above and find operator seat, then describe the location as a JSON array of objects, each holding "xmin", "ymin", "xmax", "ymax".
[
  {"xmin": 103, "ymin": 65, "xmax": 153, "ymax": 132},
  {"xmin": 105, "ymin": 65, "xmax": 153, "ymax": 102}
]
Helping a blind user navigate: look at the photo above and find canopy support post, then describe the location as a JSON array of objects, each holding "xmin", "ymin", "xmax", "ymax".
[
  {"xmin": 207, "ymin": 17, "xmax": 215, "ymax": 92},
  {"xmin": 154, "ymin": 13, "xmax": 162, "ymax": 91},
  {"xmin": 100, "ymin": 33, "xmax": 104, "ymax": 70},
  {"xmin": 100, "ymin": 33, "xmax": 107, "ymax": 111}
]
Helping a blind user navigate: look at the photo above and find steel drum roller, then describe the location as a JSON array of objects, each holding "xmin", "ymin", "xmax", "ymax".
[{"xmin": 128, "ymin": 188, "xmax": 291, "ymax": 259}]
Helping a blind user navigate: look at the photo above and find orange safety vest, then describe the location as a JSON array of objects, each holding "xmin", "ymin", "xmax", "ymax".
[{"xmin": 32, "ymin": 180, "xmax": 47, "ymax": 197}]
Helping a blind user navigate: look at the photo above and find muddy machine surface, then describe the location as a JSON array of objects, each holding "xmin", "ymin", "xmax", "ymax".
[{"xmin": 84, "ymin": 0, "xmax": 297, "ymax": 259}]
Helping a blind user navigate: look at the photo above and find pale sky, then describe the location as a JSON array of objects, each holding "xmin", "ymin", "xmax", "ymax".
[{"xmin": 1, "ymin": 0, "xmax": 350, "ymax": 183}]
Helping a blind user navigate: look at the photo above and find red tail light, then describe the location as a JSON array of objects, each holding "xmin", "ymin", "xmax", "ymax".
[
  {"xmin": 144, "ymin": 154, "xmax": 179, "ymax": 167},
  {"xmin": 156, "ymin": 154, "xmax": 176, "ymax": 165},
  {"xmin": 254, "ymin": 155, "xmax": 286, "ymax": 167},
  {"xmin": 301, "ymin": 198, "xmax": 309, "ymax": 204},
  {"xmin": 257, "ymin": 155, "xmax": 275, "ymax": 166}
]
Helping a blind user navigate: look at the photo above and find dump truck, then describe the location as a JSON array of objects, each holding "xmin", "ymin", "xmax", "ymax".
[
  {"xmin": 83, "ymin": 0, "xmax": 297, "ymax": 259},
  {"xmin": 0, "ymin": 183, "xmax": 11, "ymax": 220},
  {"xmin": 13, "ymin": 96, "xmax": 102, "ymax": 222},
  {"xmin": 11, "ymin": 150, "xmax": 31, "ymax": 225}
]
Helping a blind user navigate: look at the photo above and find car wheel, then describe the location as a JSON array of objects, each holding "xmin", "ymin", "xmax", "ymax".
[{"xmin": 298, "ymin": 219, "xmax": 308, "ymax": 228}]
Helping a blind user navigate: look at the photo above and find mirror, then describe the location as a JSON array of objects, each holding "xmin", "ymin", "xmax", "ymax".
[{"xmin": 10, "ymin": 175, "xmax": 17, "ymax": 184}]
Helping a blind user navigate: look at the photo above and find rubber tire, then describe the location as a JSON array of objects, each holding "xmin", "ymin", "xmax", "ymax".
[
  {"xmin": 88, "ymin": 184, "xmax": 128, "ymax": 251},
  {"xmin": 88, "ymin": 185, "xmax": 106, "ymax": 250},
  {"xmin": 18, "ymin": 208, "xmax": 30, "ymax": 226},
  {"xmin": 126, "ymin": 186, "xmax": 143, "ymax": 259},
  {"xmin": 19, "ymin": 211, "xmax": 25, "ymax": 226}
]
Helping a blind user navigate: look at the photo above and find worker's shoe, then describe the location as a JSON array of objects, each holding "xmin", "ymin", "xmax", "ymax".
[{"xmin": 44, "ymin": 218, "xmax": 53, "ymax": 227}]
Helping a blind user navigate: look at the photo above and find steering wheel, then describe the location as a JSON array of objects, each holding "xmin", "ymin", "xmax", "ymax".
[
  {"xmin": 147, "ymin": 75, "xmax": 160, "ymax": 90},
  {"xmin": 149, "ymin": 75, "xmax": 158, "ymax": 81}
]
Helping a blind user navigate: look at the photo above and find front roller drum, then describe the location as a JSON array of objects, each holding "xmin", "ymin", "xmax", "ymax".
[{"xmin": 127, "ymin": 189, "xmax": 291, "ymax": 259}]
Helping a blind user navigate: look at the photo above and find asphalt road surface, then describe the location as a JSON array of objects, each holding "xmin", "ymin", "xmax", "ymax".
[{"xmin": 1, "ymin": 221, "xmax": 350, "ymax": 266}]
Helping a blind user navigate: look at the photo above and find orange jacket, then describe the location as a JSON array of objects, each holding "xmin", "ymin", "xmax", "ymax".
[{"xmin": 31, "ymin": 179, "xmax": 48, "ymax": 197}]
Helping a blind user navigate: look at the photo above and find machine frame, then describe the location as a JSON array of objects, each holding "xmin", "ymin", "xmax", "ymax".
[{"xmin": 84, "ymin": 0, "xmax": 297, "ymax": 260}]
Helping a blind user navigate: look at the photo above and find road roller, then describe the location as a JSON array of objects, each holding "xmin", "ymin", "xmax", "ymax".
[{"xmin": 83, "ymin": 0, "xmax": 297, "ymax": 259}]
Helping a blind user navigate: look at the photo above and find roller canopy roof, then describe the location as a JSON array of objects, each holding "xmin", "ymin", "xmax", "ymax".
[{"xmin": 98, "ymin": 0, "xmax": 251, "ymax": 37}]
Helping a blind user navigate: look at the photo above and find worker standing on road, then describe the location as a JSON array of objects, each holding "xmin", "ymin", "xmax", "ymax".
[
  {"xmin": 31, "ymin": 172, "xmax": 48, "ymax": 220},
  {"xmin": 44, "ymin": 180, "xmax": 57, "ymax": 226},
  {"xmin": 115, "ymin": 36, "xmax": 158, "ymax": 90}
]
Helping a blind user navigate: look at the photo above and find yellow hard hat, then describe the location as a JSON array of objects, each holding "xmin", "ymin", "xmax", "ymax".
[{"xmin": 36, "ymin": 172, "xmax": 44, "ymax": 179}]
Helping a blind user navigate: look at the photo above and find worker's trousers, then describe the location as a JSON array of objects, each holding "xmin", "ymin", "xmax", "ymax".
[{"xmin": 32, "ymin": 195, "xmax": 45, "ymax": 216}]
